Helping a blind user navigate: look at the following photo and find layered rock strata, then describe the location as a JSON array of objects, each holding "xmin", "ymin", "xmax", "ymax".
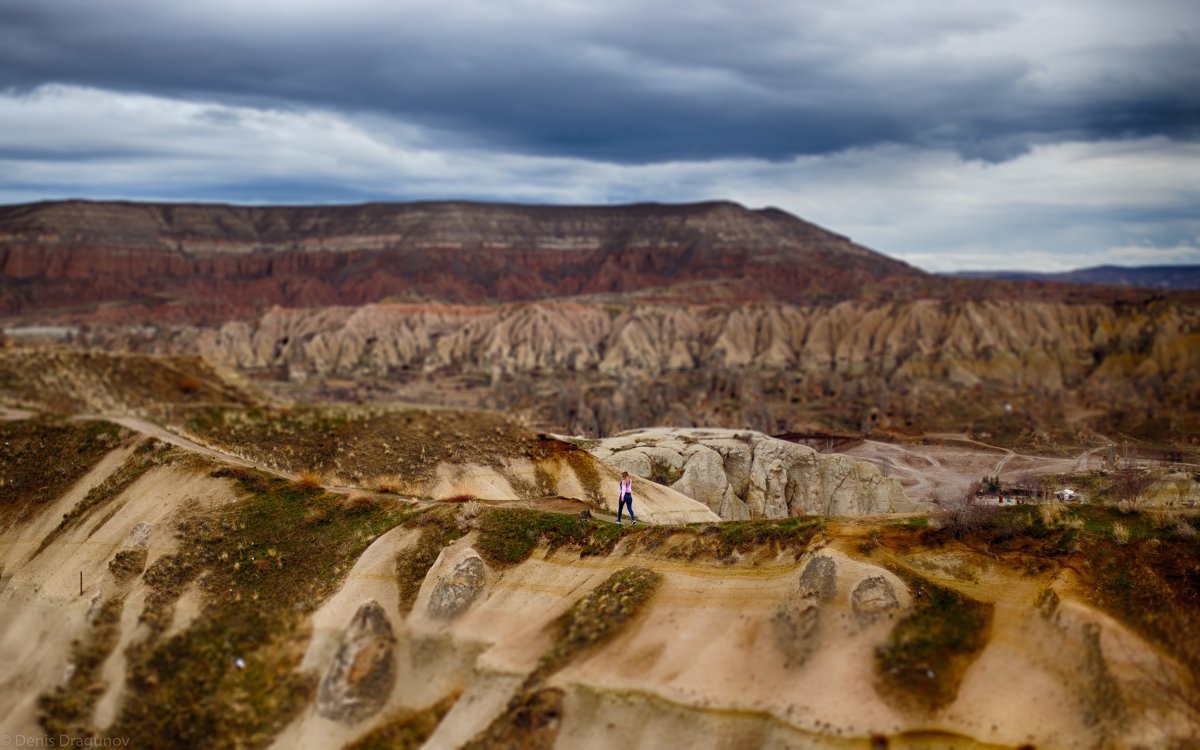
[{"xmin": 0, "ymin": 199, "xmax": 925, "ymax": 317}]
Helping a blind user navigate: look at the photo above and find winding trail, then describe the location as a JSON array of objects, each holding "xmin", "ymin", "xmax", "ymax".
[
  {"xmin": 853, "ymin": 441, "xmax": 939, "ymax": 499},
  {"xmin": 90, "ymin": 415, "xmax": 626, "ymax": 518},
  {"xmin": 847, "ymin": 434, "xmax": 1118, "ymax": 503},
  {"xmin": 928, "ymin": 432, "xmax": 1017, "ymax": 477},
  {"xmin": 103, "ymin": 415, "xmax": 285, "ymax": 476}
]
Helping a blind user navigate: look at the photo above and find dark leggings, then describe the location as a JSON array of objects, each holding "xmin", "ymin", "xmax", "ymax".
[{"xmin": 618, "ymin": 492, "xmax": 636, "ymax": 522}]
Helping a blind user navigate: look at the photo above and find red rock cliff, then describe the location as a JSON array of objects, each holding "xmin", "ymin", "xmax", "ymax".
[{"xmin": 0, "ymin": 199, "xmax": 929, "ymax": 319}]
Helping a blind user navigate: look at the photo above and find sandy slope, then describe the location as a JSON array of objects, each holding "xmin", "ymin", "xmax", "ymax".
[
  {"xmin": 0, "ymin": 455, "xmax": 240, "ymax": 739},
  {"xmin": 0, "ymin": 415, "xmax": 1193, "ymax": 749},
  {"xmin": 266, "ymin": 525, "xmax": 1192, "ymax": 749}
]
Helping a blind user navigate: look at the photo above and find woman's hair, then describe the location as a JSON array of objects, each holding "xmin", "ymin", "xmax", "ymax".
[{"xmin": 621, "ymin": 471, "xmax": 629, "ymax": 479}]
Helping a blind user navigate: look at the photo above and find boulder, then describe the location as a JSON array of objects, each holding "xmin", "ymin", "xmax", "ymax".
[
  {"xmin": 317, "ymin": 600, "xmax": 397, "ymax": 724},
  {"xmin": 427, "ymin": 554, "xmax": 487, "ymax": 620},
  {"xmin": 797, "ymin": 555, "xmax": 837, "ymax": 603},
  {"xmin": 850, "ymin": 576, "xmax": 899, "ymax": 627},
  {"xmin": 772, "ymin": 556, "xmax": 837, "ymax": 668}
]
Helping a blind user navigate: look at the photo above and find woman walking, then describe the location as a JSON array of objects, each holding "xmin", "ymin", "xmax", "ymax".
[{"xmin": 617, "ymin": 471, "xmax": 636, "ymax": 525}]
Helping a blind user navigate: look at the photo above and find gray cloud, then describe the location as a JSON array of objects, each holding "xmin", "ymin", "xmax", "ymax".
[
  {"xmin": 1, "ymin": 85, "xmax": 1196, "ymax": 273},
  {"xmin": 2, "ymin": 0, "xmax": 1197, "ymax": 163},
  {"xmin": 0, "ymin": 0, "xmax": 1197, "ymax": 273}
]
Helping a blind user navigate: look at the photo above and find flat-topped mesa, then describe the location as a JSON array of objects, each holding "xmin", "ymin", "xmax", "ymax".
[
  {"xmin": 0, "ymin": 199, "xmax": 870, "ymax": 253},
  {"xmin": 0, "ymin": 199, "xmax": 927, "ymax": 317}
]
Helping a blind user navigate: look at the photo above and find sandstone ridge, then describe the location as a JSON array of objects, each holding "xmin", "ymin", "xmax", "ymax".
[
  {"xmin": 1, "ymin": 417, "xmax": 1194, "ymax": 749},
  {"xmin": 587, "ymin": 427, "xmax": 920, "ymax": 519}
]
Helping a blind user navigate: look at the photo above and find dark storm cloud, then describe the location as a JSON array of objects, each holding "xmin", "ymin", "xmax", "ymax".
[{"xmin": 2, "ymin": 0, "xmax": 1196, "ymax": 164}]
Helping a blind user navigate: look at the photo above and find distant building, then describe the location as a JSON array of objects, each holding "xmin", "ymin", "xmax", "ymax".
[
  {"xmin": 1054, "ymin": 488, "xmax": 1079, "ymax": 502},
  {"xmin": 975, "ymin": 495, "xmax": 1018, "ymax": 506}
]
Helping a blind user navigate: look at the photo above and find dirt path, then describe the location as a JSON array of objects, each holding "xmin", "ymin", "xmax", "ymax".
[
  {"xmin": 86, "ymin": 416, "xmax": 634, "ymax": 521},
  {"xmin": 92, "ymin": 414, "xmax": 292, "ymax": 477},
  {"xmin": 847, "ymin": 436, "xmax": 1112, "ymax": 503},
  {"xmin": 0, "ymin": 406, "xmax": 34, "ymax": 421},
  {"xmin": 853, "ymin": 441, "xmax": 939, "ymax": 499},
  {"xmin": 928, "ymin": 432, "xmax": 1018, "ymax": 477}
]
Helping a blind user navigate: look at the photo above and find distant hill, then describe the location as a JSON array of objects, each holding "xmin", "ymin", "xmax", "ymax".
[
  {"xmin": 950, "ymin": 264, "xmax": 1200, "ymax": 291},
  {"xmin": 0, "ymin": 199, "xmax": 931, "ymax": 319}
]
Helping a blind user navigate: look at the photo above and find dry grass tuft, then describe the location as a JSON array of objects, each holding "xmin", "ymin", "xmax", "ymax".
[
  {"xmin": 341, "ymin": 494, "xmax": 380, "ymax": 514},
  {"xmin": 176, "ymin": 375, "xmax": 205, "ymax": 395},
  {"xmin": 460, "ymin": 499, "xmax": 482, "ymax": 518},
  {"xmin": 1038, "ymin": 500, "xmax": 1067, "ymax": 527},
  {"xmin": 303, "ymin": 505, "xmax": 331, "ymax": 525},
  {"xmin": 1111, "ymin": 522, "xmax": 1131, "ymax": 544},
  {"xmin": 1175, "ymin": 517, "xmax": 1197, "ymax": 540},
  {"xmin": 296, "ymin": 471, "xmax": 324, "ymax": 489},
  {"xmin": 1116, "ymin": 498, "xmax": 1141, "ymax": 515},
  {"xmin": 371, "ymin": 479, "xmax": 402, "ymax": 494},
  {"xmin": 1146, "ymin": 507, "xmax": 1176, "ymax": 529},
  {"xmin": 457, "ymin": 500, "xmax": 483, "ymax": 530}
]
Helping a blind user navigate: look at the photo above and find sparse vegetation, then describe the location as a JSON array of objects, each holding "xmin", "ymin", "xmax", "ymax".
[
  {"xmin": 474, "ymin": 507, "xmax": 622, "ymax": 566},
  {"xmin": 109, "ymin": 547, "xmax": 149, "ymax": 581},
  {"xmin": 0, "ymin": 348, "xmax": 256, "ymax": 414},
  {"xmin": 108, "ymin": 465, "xmax": 405, "ymax": 749},
  {"xmin": 542, "ymin": 566, "xmax": 661, "ymax": 672},
  {"xmin": 37, "ymin": 597, "xmax": 125, "ymax": 741},
  {"xmin": 0, "ymin": 417, "xmax": 127, "ymax": 526},
  {"xmin": 1175, "ymin": 517, "xmax": 1197, "ymax": 539},
  {"xmin": 464, "ymin": 567, "xmax": 661, "ymax": 750},
  {"xmin": 295, "ymin": 470, "xmax": 324, "ymax": 488},
  {"xmin": 1085, "ymin": 530, "xmax": 1200, "ymax": 732},
  {"xmin": 1111, "ymin": 522, "xmax": 1131, "ymax": 544},
  {"xmin": 875, "ymin": 568, "xmax": 993, "ymax": 713},
  {"xmin": 342, "ymin": 493, "xmax": 381, "ymax": 514},
  {"xmin": 395, "ymin": 505, "xmax": 465, "ymax": 615},
  {"xmin": 1037, "ymin": 500, "xmax": 1067, "ymax": 526},
  {"xmin": 173, "ymin": 403, "xmax": 561, "ymax": 490},
  {"xmin": 889, "ymin": 516, "xmax": 930, "ymax": 528},
  {"xmin": 34, "ymin": 438, "xmax": 172, "ymax": 556},
  {"xmin": 703, "ymin": 517, "xmax": 824, "ymax": 559},
  {"xmin": 878, "ymin": 496, "xmax": 1200, "ymax": 731},
  {"xmin": 1117, "ymin": 498, "xmax": 1141, "ymax": 514},
  {"xmin": 344, "ymin": 693, "xmax": 459, "ymax": 750},
  {"xmin": 1110, "ymin": 464, "xmax": 1153, "ymax": 507},
  {"xmin": 462, "ymin": 688, "xmax": 564, "ymax": 750}
]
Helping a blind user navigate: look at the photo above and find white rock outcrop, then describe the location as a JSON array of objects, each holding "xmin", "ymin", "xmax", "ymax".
[{"xmin": 588, "ymin": 428, "xmax": 924, "ymax": 519}]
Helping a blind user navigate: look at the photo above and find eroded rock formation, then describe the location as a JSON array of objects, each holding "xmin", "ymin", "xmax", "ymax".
[
  {"xmin": 588, "ymin": 428, "xmax": 919, "ymax": 518},
  {"xmin": 427, "ymin": 553, "xmax": 487, "ymax": 620},
  {"xmin": 68, "ymin": 296, "xmax": 1200, "ymax": 440},
  {"xmin": 316, "ymin": 600, "xmax": 397, "ymax": 724}
]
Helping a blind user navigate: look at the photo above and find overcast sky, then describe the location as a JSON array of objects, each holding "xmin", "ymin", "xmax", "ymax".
[{"xmin": 1, "ymin": 0, "xmax": 1198, "ymax": 271}]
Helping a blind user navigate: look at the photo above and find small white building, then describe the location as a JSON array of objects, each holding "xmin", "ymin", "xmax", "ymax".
[{"xmin": 1054, "ymin": 488, "xmax": 1078, "ymax": 502}]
